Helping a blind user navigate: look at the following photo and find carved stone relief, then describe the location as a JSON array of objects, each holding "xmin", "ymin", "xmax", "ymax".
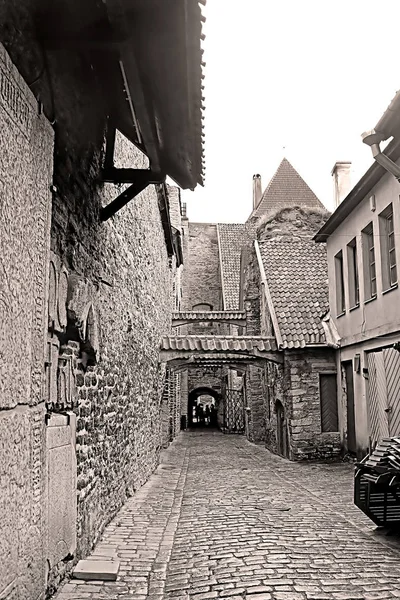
[{"xmin": 46, "ymin": 413, "xmax": 77, "ymax": 568}]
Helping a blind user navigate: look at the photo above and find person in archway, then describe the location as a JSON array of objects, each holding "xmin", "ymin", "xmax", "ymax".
[
  {"xmin": 195, "ymin": 402, "xmax": 204, "ymax": 426},
  {"xmin": 210, "ymin": 403, "xmax": 217, "ymax": 428},
  {"xmin": 205, "ymin": 404, "xmax": 210, "ymax": 425}
]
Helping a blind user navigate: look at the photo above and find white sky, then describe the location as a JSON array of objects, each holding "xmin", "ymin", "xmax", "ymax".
[{"xmin": 181, "ymin": 0, "xmax": 400, "ymax": 223}]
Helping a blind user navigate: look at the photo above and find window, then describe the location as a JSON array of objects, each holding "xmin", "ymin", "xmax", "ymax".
[
  {"xmin": 379, "ymin": 204, "xmax": 397, "ymax": 290},
  {"xmin": 334, "ymin": 250, "xmax": 345, "ymax": 315},
  {"xmin": 192, "ymin": 303, "xmax": 213, "ymax": 311},
  {"xmin": 347, "ymin": 238, "xmax": 359, "ymax": 308},
  {"xmin": 320, "ymin": 374, "xmax": 339, "ymax": 432},
  {"xmin": 362, "ymin": 223, "xmax": 377, "ymax": 300}
]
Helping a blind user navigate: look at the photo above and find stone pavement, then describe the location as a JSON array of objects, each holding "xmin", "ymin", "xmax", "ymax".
[{"xmin": 55, "ymin": 431, "xmax": 400, "ymax": 600}]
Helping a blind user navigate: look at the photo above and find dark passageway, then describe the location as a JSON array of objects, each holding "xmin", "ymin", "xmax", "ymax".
[{"xmin": 187, "ymin": 387, "xmax": 221, "ymax": 430}]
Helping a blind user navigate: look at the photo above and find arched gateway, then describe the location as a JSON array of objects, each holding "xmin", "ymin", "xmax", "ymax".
[
  {"xmin": 160, "ymin": 333, "xmax": 282, "ymax": 435},
  {"xmin": 188, "ymin": 387, "xmax": 221, "ymax": 428}
]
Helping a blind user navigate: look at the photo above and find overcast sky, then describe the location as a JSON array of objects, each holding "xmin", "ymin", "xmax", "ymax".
[{"xmin": 181, "ymin": 0, "xmax": 400, "ymax": 223}]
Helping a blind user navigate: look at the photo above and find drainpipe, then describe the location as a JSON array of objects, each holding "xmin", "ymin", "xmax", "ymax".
[{"xmin": 362, "ymin": 90, "xmax": 400, "ymax": 182}]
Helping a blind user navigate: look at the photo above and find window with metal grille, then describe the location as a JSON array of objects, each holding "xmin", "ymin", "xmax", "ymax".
[
  {"xmin": 379, "ymin": 204, "xmax": 397, "ymax": 291},
  {"xmin": 347, "ymin": 238, "xmax": 359, "ymax": 308},
  {"xmin": 320, "ymin": 374, "xmax": 339, "ymax": 432},
  {"xmin": 362, "ymin": 223, "xmax": 377, "ymax": 300},
  {"xmin": 334, "ymin": 250, "xmax": 345, "ymax": 315}
]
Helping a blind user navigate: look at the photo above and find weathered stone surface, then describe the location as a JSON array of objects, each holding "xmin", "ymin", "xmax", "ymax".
[
  {"xmin": 0, "ymin": 42, "xmax": 53, "ymax": 410},
  {"xmin": 49, "ymin": 130, "xmax": 177, "ymax": 582},
  {"xmin": 0, "ymin": 405, "xmax": 46, "ymax": 600},
  {"xmin": 73, "ymin": 559, "xmax": 119, "ymax": 581},
  {"xmin": 47, "ymin": 413, "xmax": 77, "ymax": 568},
  {"xmin": 0, "ymin": 41, "xmax": 52, "ymax": 600}
]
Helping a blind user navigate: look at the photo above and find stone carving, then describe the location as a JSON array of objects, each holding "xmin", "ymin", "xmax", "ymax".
[
  {"xmin": 0, "ymin": 56, "xmax": 33, "ymax": 137},
  {"xmin": 0, "ymin": 44, "xmax": 53, "ymax": 410},
  {"xmin": 58, "ymin": 267, "xmax": 69, "ymax": 329},
  {"xmin": 48, "ymin": 253, "xmax": 69, "ymax": 334},
  {"xmin": 46, "ymin": 413, "xmax": 77, "ymax": 568},
  {"xmin": 48, "ymin": 260, "xmax": 58, "ymax": 328}
]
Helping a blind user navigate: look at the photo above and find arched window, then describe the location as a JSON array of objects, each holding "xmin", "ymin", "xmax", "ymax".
[{"xmin": 192, "ymin": 302, "xmax": 213, "ymax": 311}]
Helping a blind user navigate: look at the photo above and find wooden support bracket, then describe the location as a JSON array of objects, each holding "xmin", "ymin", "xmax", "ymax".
[{"xmin": 100, "ymin": 169, "xmax": 165, "ymax": 221}]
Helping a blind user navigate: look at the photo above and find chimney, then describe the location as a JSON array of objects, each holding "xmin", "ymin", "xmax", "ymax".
[
  {"xmin": 253, "ymin": 174, "xmax": 262, "ymax": 210},
  {"xmin": 182, "ymin": 202, "xmax": 187, "ymax": 219},
  {"xmin": 331, "ymin": 162, "xmax": 352, "ymax": 208}
]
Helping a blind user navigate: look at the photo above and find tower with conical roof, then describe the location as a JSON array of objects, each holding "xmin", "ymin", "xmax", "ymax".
[{"xmin": 247, "ymin": 158, "xmax": 323, "ymax": 222}]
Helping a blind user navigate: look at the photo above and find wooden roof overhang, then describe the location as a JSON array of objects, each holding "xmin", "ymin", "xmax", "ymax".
[
  {"xmin": 160, "ymin": 335, "xmax": 283, "ymax": 368},
  {"xmin": 33, "ymin": 0, "xmax": 205, "ymax": 217}
]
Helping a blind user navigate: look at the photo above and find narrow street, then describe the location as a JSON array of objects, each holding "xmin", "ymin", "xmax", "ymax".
[{"xmin": 56, "ymin": 432, "xmax": 400, "ymax": 600}]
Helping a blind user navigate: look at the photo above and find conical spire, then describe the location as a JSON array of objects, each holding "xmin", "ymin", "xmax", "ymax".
[{"xmin": 248, "ymin": 158, "xmax": 323, "ymax": 221}]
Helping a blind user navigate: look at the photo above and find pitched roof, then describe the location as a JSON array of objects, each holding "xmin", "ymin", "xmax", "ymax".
[
  {"xmin": 217, "ymin": 223, "xmax": 256, "ymax": 310},
  {"xmin": 161, "ymin": 335, "xmax": 277, "ymax": 353},
  {"xmin": 248, "ymin": 158, "xmax": 323, "ymax": 221},
  {"xmin": 258, "ymin": 237, "xmax": 329, "ymax": 348}
]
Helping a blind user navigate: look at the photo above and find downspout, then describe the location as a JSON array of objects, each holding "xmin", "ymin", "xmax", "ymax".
[
  {"xmin": 362, "ymin": 90, "xmax": 400, "ymax": 181},
  {"xmin": 254, "ymin": 240, "xmax": 283, "ymax": 349}
]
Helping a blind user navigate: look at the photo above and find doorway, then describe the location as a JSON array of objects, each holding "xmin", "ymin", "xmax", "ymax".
[
  {"xmin": 188, "ymin": 387, "xmax": 221, "ymax": 429},
  {"xmin": 276, "ymin": 400, "xmax": 288, "ymax": 457},
  {"xmin": 343, "ymin": 361, "xmax": 356, "ymax": 454}
]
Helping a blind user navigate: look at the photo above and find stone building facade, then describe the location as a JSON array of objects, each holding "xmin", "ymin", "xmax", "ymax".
[
  {"xmin": 176, "ymin": 160, "xmax": 342, "ymax": 460},
  {"xmin": 0, "ymin": 0, "xmax": 204, "ymax": 592},
  {"xmin": 242, "ymin": 207, "xmax": 341, "ymax": 460}
]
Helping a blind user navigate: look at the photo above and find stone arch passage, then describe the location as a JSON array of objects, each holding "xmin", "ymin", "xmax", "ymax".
[{"xmin": 188, "ymin": 387, "xmax": 221, "ymax": 429}]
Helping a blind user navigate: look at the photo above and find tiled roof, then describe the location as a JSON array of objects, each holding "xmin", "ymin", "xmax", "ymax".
[
  {"xmin": 217, "ymin": 223, "xmax": 256, "ymax": 310},
  {"xmin": 248, "ymin": 158, "xmax": 323, "ymax": 221},
  {"xmin": 161, "ymin": 336, "xmax": 277, "ymax": 353},
  {"xmin": 172, "ymin": 311, "xmax": 246, "ymax": 322},
  {"xmin": 258, "ymin": 238, "xmax": 329, "ymax": 348}
]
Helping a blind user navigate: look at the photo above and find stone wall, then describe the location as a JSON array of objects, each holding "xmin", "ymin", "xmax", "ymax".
[
  {"xmin": 242, "ymin": 221, "xmax": 340, "ymax": 460},
  {"xmin": 181, "ymin": 222, "xmax": 222, "ymax": 313},
  {"xmin": 49, "ymin": 133, "xmax": 175, "ymax": 575},
  {"xmin": 0, "ymin": 43, "xmax": 54, "ymax": 600},
  {"xmin": 284, "ymin": 350, "xmax": 341, "ymax": 460},
  {"xmin": 0, "ymin": 37, "xmax": 182, "ymax": 600}
]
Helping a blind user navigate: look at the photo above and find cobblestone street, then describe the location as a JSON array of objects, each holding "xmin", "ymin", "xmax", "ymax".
[{"xmin": 56, "ymin": 432, "xmax": 400, "ymax": 600}]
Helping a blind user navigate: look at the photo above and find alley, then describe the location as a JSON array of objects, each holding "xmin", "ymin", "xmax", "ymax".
[{"xmin": 56, "ymin": 433, "xmax": 400, "ymax": 600}]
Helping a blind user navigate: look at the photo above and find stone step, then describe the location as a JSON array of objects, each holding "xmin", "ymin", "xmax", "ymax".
[{"xmin": 73, "ymin": 558, "xmax": 120, "ymax": 581}]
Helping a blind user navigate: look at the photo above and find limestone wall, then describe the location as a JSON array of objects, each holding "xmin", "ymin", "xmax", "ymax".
[
  {"xmin": 0, "ymin": 43, "xmax": 54, "ymax": 600},
  {"xmin": 181, "ymin": 222, "xmax": 222, "ymax": 314},
  {"xmin": 48, "ymin": 133, "xmax": 174, "ymax": 572}
]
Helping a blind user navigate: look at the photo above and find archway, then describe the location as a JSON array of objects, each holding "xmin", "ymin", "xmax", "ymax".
[{"xmin": 188, "ymin": 387, "xmax": 221, "ymax": 429}]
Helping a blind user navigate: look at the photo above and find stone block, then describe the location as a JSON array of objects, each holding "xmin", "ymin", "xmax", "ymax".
[
  {"xmin": 46, "ymin": 413, "xmax": 77, "ymax": 568},
  {"xmin": 73, "ymin": 559, "xmax": 120, "ymax": 581}
]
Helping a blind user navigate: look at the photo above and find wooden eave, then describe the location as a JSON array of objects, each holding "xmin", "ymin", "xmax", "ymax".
[{"xmin": 34, "ymin": 0, "xmax": 205, "ymax": 190}]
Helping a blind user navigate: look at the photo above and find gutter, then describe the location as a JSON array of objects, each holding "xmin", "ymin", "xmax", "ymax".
[
  {"xmin": 254, "ymin": 240, "xmax": 283, "ymax": 349},
  {"xmin": 362, "ymin": 90, "xmax": 400, "ymax": 181}
]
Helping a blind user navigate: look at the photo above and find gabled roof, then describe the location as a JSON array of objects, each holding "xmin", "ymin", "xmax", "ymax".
[
  {"xmin": 217, "ymin": 223, "xmax": 256, "ymax": 310},
  {"xmin": 258, "ymin": 236, "xmax": 329, "ymax": 348},
  {"xmin": 248, "ymin": 158, "xmax": 323, "ymax": 221}
]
